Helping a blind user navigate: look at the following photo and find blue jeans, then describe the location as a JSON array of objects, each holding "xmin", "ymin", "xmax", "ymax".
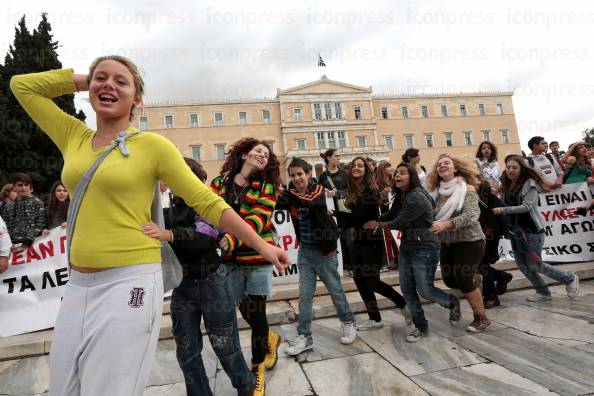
[
  {"xmin": 511, "ymin": 232, "xmax": 575, "ymax": 297},
  {"xmin": 297, "ymin": 246, "xmax": 354, "ymax": 336},
  {"xmin": 170, "ymin": 265, "xmax": 254, "ymax": 395},
  {"xmin": 399, "ymin": 246, "xmax": 456, "ymax": 332}
]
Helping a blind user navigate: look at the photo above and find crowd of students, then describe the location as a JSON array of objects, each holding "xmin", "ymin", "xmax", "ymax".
[{"xmin": 2, "ymin": 54, "xmax": 593, "ymax": 396}]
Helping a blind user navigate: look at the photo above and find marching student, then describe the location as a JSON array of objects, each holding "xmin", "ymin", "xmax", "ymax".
[
  {"xmin": 332, "ymin": 157, "xmax": 410, "ymax": 331},
  {"xmin": 211, "ymin": 137, "xmax": 282, "ymax": 396},
  {"xmin": 427, "ymin": 154, "xmax": 491, "ymax": 332},
  {"xmin": 10, "ymin": 56, "xmax": 288, "ymax": 396},
  {"xmin": 277, "ymin": 158, "xmax": 357, "ymax": 355},
  {"xmin": 475, "ymin": 140, "xmax": 502, "ymax": 194},
  {"xmin": 494, "ymin": 155, "xmax": 579, "ymax": 301},
  {"xmin": 42, "ymin": 181, "xmax": 70, "ymax": 236},
  {"xmin": 365, "ymin": 163, "xmax": 459, "ymax": 342}
]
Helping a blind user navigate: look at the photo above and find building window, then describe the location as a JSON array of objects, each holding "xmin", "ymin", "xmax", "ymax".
[
  {"xmin": 214, "ymin": 112, "xmax": 223, "ymax": 127},
  {"xmin": 314, "ymin": 103, "xmax": 322, "ymax": 121},
  {"xmin": 189, "ymin": 113, "xmax": 198, "ymax": 128},
  {"xmin": 384, "ymin": 135, "xmax": 394, "ymax": 150},
  {"xmin": 500, "ymin": 129, "xmax": 509, "ymax": 144},
  {"xmin": 264, "ymin": 140, "xmax": 275, "ymax": 153},
  {"xmin": 215, "ymin": 144, "xmax": 226, "ymax": 160},
  {"xmin": 293, "ymin": 108, "xmax": 302, "ymax": 122},
  {"xmin": 317, "ymin": 132, "xmax": 326, "ymax": 149},
  {"xmin": 337, "ymin": 131, "xmax": 346, "ymax": 147},
  {"xmin": 354, "ymin": 106, "xmax": 361, "ymax": 119},
  {"xmin": 296, "ymin": 139, "xmax": 306, "ymax": 151},
  {"xmin": 164, "ymin": 115, "xmax": 174, "ymax": 129},
  {"xmin": 497, "ymin": 103, "xmax": 503, "ymax": 114},
  {"xmin": 262, "ymin": 110, "xmax": 271, "ymax": 124},
  {"xmin": 334, "ymin": 103, "xmax": 343, "ymax": 119},
  {"xmin": 238, "ymin": 111, "xmax": 247, "ymax": 125},
  {"xmin": 324, "ymin": 102, "xmax": 332, "ymax": 120},
  {"xmin": 463, "ymin": 131, "xmax": 473, "ymax": 145},
  {"xmin": 459, "ymin": 104, "xmax": 467, "ymax": 117},
  {"xmin": 424, "ymin": 133, "xmax": 434, "ymax": 148},
  {"xmin": 421, "ymin": 105, "xmax": 429, "ymax": 118},
  {"xmin": 357, "ymin": 136, "xmax": 367, "ymax": 147},
  {"xmin": 478, "ymin": 104, "xmax": 485, "ymax": 116},
  {"xmin": 404, "ymin": 134, "xmax": 414, "ymax": 148},
  {"xmin": 327, "ymin": 131, "xmax": 337, "ymax": 148},
  {"xmin": 191, "ymin": 145, "xmax": 201, "ymax": 161},
  {"xmin": 444, "ymin": 132, "xmax": 453, "ymax": 147},
  {"xmin": 482, "ymin": 130, "xmax": 491, "ymax": 141},
  {"xmin": 381, "ymin": 106, "xmax": 388, "ymax": 119},
  {"xmin": 441, "ymin": 105, "xmax": 448, "ymax": 117},
  {"xmin": 401, "ymin": 106, "xmax": 409, "ymax": 118},
  {"xmin": 139, "ymin": 116, "xmax": 148, "ymax": 130}
]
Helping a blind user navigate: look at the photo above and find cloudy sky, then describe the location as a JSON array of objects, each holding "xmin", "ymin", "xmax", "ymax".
[{"xmin": 2, "ymin": 0, "xmax": 594, "ymax": 150}]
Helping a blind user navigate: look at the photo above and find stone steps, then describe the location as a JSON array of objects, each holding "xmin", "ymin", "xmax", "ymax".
[{"xmin": 1, "ymin": 260, "xmax": 593, "ymax": 362}]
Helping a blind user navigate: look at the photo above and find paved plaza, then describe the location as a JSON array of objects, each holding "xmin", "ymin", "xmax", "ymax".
[{"xmin": 1, "ymin": 276, "xmax": 594, "ymax": 395}]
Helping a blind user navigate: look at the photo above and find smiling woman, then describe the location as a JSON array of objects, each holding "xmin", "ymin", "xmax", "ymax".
[{"xmin": 9, "ymin": 55, "xmax": 288, "ymax": 396}]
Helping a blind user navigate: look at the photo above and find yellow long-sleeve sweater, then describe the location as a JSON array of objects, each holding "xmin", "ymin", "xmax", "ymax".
[{"xmin": 10, "ymin": 69, "xmax": 230, "ymax": 268}]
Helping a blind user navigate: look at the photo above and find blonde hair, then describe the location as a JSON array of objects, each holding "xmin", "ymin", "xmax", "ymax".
[
  {"xmin": 426, "ymin": 154, "xmax": 481, "ymax": 191},
  {"xmin": 87, "ymin": 55, "xmax": 144, "ymax": 121}
]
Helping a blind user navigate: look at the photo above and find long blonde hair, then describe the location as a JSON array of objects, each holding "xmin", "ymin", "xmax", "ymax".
[{"xmin": 426, "ymin": 154, "xmax": 481, "ymax": 191}]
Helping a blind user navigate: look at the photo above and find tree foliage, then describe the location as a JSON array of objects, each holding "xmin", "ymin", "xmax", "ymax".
[{"xmin": 0, "ymin": 14, "xmax": 85, "ymax": 192}]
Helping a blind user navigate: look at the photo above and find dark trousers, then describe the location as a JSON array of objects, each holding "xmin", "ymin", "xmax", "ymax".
[
  {"xmin": 480, "ymin": 237, "xmax": 507, "ymax": 301},
  {"xmin": 238, "ymin": 294, "xmax": 269, "ymax": 364},
  {"xmin": 351, "ymin": 243, "xmax": 406, "ymax": 322},
  {"xmin": 171, "ymin": 266, "xmax": 254, "ymax": 396}
]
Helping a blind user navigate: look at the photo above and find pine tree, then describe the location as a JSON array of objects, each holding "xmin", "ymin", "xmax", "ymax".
[{"xmin": 0, "ymin": 14, "xmax": 86, "ymax": 192}]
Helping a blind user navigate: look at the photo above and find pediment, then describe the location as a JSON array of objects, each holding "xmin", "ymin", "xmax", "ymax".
[{"xmin": 278, "ymin": 75, "xmax": 372, "ymax": 96}]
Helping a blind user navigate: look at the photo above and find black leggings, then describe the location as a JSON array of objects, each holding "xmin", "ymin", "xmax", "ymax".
[
  {"xmin": 441, "ymin": 240, "xmax": 485, "ymax": 294},
  {"xmin": 238, "ymin": 295, "xmax": 269, "ymax": 364},
  {"xmin": 352, "ymin": 244, "xmax": 406, "ymax": 322}
]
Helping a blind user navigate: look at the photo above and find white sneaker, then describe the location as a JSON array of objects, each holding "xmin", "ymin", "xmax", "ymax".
[
  {"xmin": 357, "ymin": 319, "xmax": 384, "ymax": 331},
  {"xmin": 526, "ymin": 293, "xmax": 552, "ymax": 302},
  {"xmin": 566, "ymin": 275, "xmax": 580, "ymax": 298},
  {"xmin": 340, "ymin": 320, "xmax": 357, "ymax": 344},
  {"xmin": 406, "ymin": 328, "xmax": 429, "ymax": 343},
  {"xmin": 285, "ymin": 334, "xmax": 313, "ymax": 356},
  {"xmin": 401, "ymin": 307, "xmax": 412, "ymax": 325}
]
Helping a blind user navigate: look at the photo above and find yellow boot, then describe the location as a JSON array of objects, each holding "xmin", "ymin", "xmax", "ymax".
[
  {"xmin": 263, "ymin": 329, "xmax": 281, "ymax": 370},
  {"xmin": 251, "ymin": 363, "xmax": 265, "ymax": 396}
]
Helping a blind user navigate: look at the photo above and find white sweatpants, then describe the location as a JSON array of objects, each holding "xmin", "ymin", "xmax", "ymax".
[{"xmin": 49, "ymin": 263, "xmax": 163, "ymax": 396}]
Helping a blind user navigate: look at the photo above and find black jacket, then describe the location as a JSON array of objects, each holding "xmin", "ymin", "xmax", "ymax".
[
  {"xmin": 276, "ymin": 181, "xmax": 339, "ymax": 256},
  {"xmin": 333, "ymin": 186, "xmax": 382, "ymax": 245},
  {"xmin": 382, "ymin": 187, "xmax": 440, "ymax": 249},
  {"xmin": 164, "ymin": 197, "xmax": 221, "ymax": 279}
]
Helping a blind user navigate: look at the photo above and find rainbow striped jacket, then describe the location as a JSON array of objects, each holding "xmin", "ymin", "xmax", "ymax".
[{"xmin": 211, "ymin": 174, "xmax": 277, "ymax": 267}]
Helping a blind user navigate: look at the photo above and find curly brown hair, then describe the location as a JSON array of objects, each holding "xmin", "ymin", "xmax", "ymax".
[
  {"xmin": 566, "ymin": 142, "xmax": 591, "ymax": 169},
  {"xmin": 475, "ymin": 141, "xmax": 498, "ymax": 162},
  {"xmin": 345, "ymin": 156, "xmax": 379, "ymax": 208},
  {"xmin": 501, "ymin": 155, "xmax": 545, "ymax": 193},
  {"xmin": 219, "ymin": 137, "xmax": 281, "ymax": 187},
  {"xmin": 426, "ymin": 154, "xmax": 481, "ymax": 191}
]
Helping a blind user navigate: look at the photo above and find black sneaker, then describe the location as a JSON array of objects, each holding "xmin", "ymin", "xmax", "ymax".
[
  {"xmin": 483, "ymin": 298, "xmax": 501, "ymax": 309},
  {"xmin": 496, "ymin": 272, "xmax": 513, "ymax": 295},
  {"xmin": 449, "ymin": 297, "xmax": 461, "ymax": 325}
]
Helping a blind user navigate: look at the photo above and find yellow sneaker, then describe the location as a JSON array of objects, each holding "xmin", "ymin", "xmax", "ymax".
[
  {"xmin": 251, "ymin": 363, "xmax": 265, "ymax": 396},
  {"xmin": 263, "ymin": 329, "xmax": 281, "ymax": 370}
]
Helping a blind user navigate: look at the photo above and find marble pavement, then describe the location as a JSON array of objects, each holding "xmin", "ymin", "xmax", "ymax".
[{"xmin": 2, "ymin": 281, "xmax": 594, "ymax": 395}]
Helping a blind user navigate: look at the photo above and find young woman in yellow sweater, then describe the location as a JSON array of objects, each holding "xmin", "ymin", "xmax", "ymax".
[{"xmin": 10, "ymin": 55, "xmax": 289, "ymax": 396}]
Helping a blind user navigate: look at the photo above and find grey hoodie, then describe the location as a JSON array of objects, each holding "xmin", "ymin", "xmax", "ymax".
[{"xmin": 500, "ymin": 179, "xmax": 545, "ymax": 232}]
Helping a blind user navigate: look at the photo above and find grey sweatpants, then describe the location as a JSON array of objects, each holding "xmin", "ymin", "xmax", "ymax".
[{"xmin": 49, "ymin": 263, "xmax": 163, "ymax": 396}]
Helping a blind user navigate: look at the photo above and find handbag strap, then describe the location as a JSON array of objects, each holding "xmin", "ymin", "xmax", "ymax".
[
  {"xmin": 326, "ymin": 174, "xmax": 338, "ymax": 191},
  {"xmin": 66, "ymin": 131, "xmax": 141, "ymax": 267}
]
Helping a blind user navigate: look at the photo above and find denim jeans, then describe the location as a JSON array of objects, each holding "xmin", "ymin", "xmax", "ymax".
[
  {"xmin": 170, "ymin": 265, "xmax": 254, "ymax": 395},
  {"xmin": 399, "ymin": 246, "xmax": 456, "ymax": 332},
  {"xmin": 297, "ymin": 246, "xmax": 354, "ymax": 336},
  {"xmin": 511, "ymin": 232, "xmax": 575, "ymax": 297}
]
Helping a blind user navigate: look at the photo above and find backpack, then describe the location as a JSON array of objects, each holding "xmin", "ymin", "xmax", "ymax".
[{"xmin": 527, "ymin": 153, "xmax": 555, "ymax": 168}]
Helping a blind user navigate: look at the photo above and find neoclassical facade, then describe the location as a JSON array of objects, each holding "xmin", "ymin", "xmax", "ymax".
[{"xmin": 142, "ymin": 76, "xmax": 521, "ymax": 181}]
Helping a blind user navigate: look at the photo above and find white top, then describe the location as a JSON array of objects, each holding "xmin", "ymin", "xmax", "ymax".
[
  {"xmin": 527, "ymin": 154, "xmax": 563, "ymax": 184},
  {"xmin": 476, "ymin": 159, "xmax": 501, "ymax": 190},
  {"xmin": 418, "ymin": 167, "xmax": 427, "ymax": 189},
  {"xmin": 0, "ymin": 215, "xmax": 12, "ymax": 257}
]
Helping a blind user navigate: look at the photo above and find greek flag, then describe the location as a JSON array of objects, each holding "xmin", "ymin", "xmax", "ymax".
[{"xmin": 318, "ymin": 54, "xmax": 326, "ymax": 67}]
